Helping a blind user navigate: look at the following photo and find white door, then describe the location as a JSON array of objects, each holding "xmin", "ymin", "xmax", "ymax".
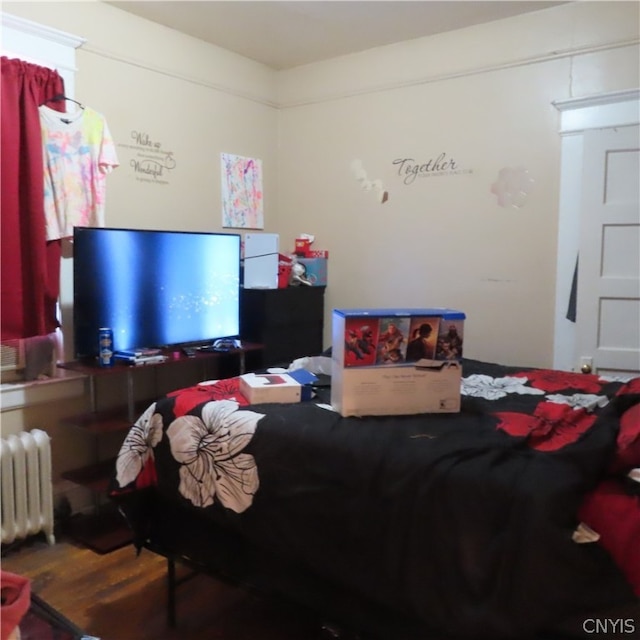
[{"xmin": 576, "ymin": 125, "xmax": 640, "ymax": 376}]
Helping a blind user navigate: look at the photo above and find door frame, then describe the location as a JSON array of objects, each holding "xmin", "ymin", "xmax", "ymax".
[{"xmin": 552, "ymin": 88, "xmax": 640, "ymax": 372}]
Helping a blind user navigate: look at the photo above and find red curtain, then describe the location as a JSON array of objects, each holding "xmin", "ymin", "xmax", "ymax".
[{"xmin": 1, "ymin": 57, "xmax": 65, "ymax": 341}]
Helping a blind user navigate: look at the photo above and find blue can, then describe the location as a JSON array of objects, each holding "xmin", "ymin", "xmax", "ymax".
[{"xmin": 98, "ymin": 327, "xmax": 114, "ymax": 367}]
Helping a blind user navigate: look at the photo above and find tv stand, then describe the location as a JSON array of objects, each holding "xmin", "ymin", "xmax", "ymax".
[{"xmin": 56, "ymin": 342, "xmax": 263, "ymax": 553}]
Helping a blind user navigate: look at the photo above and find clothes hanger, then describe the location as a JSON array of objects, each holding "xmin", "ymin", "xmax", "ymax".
[{"xmin": 42, "ymin": 93, "xmax": 85, "ymax": 110}]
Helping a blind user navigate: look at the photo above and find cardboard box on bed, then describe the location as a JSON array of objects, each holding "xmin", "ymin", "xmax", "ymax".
[
  {"xmin": 331, "ymin": 308, "xmax": 465, "ymax": 417},
  {"xmin": 239, "ymin": 372, "xmax": 302, "ymax": 404}
]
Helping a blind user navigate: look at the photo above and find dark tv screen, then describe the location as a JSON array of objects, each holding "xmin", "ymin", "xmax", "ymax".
[{"xmin": 73, "ymin": 227, "xmax": 241, "ymax": 360}]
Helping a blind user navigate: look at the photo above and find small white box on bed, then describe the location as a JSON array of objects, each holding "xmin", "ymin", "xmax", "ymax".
[
  {"xmin": 331, "ymin": 308, "xmax": 464, "ymax": 417},
  {"xmin": 239, "ymin": 372, "xmax": 302, "ymax": 404}
]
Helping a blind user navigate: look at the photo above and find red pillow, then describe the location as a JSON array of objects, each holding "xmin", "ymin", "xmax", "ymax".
[
  {"xmin": 609, "ymin": 398, "xmax": 640, "ymax": 475},
  {"xmin": 579, "ymin": 480, "xmax": 640, "ymax": 597}
]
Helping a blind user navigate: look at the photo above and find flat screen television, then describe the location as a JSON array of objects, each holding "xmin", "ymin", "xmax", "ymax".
[{"xmin": 73, "ymin": 227, "xmax": 241, "ymax": 360}]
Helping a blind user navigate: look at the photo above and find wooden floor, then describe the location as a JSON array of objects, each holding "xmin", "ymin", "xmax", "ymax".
[{"xmin": 1, "ymin": 534, "xmax": 331, "ymax": 640}]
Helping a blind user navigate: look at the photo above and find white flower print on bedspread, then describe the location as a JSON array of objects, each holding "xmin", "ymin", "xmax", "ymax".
[
  {"xmin": 116, "ymin": 402, "xmax": 163, "ymax": 487},
  {"xmin": 462, "ymin": 375, "xmax": 545, "ymax": 400},
  {"xmin": 461, "ymin": 375, "xmax": 611, "ymax": 412},
  {"xmin": 545, "ymin": 393, "xmax": 609, "ymax": 411},
  {"xmin": 166, "ymin": 400, "xmax": 263, "ymax": 513}
]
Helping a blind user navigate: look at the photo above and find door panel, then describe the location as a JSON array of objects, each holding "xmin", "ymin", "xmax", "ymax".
[{"xmin": 576, "ymin": 125, "xmax": 640, "ymax": 376}]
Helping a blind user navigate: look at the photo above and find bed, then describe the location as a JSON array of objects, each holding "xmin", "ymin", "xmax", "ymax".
[{"xmin": 108, "ymin": 358, "xmax": 640, "ymax": 639}]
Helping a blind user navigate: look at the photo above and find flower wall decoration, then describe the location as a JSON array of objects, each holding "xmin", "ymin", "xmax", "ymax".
[{"xmin": 490, "ymin": 166, "xmax": 534, "ymax": 208}]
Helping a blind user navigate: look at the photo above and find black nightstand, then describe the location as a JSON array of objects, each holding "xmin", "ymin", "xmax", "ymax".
[{"xmin": 240, "ymin": 286, "xmax": 325, "ymax": 368}]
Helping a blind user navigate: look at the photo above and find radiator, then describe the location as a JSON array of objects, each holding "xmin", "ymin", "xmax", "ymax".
[{"xmin": 0, "ymin": 429, "xmax": 55, "ymax": 545}]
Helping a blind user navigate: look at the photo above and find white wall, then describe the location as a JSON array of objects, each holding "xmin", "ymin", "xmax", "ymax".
[
  {"xmin": 3, "ymin": 1, "xmax": 639, "ymax": 370},
  {"xmin": 275, "ymin": 1, "xmax": 639, "ymax": 366}
]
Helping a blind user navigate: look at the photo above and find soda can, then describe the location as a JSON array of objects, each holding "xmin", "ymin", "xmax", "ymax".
[{"xmin": 98, "ymin": 327, "xmax": 114, "ymax": 367}]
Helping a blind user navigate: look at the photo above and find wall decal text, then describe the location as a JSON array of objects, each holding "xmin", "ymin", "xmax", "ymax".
[
  {"xmin": 393, "ymin": 153, "xmax": 472, "ymax": 185},
  {"xmin": 117, "ymin": 130, "xmax": 177, "ymax": 185}
]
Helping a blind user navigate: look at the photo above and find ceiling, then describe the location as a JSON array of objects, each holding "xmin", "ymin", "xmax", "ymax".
[{"xmin": 106, "ymin": 1, "xmax": 566, "ymax": 70}]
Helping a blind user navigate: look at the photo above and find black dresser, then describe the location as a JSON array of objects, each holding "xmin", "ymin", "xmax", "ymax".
[{"xmin": 240, "ymin": 286, "xmax": 326, "ymax": 368}]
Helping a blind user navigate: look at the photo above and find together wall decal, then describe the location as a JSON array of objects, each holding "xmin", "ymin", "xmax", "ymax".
[{"xmin": 352, "ymin": 153, "xmax": 533, "ymax": 210}]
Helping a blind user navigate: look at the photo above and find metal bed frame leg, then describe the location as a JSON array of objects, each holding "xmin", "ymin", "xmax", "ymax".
[{"xmin": 167, "ymin": 557, "xmax": 176, "ymax": 628}]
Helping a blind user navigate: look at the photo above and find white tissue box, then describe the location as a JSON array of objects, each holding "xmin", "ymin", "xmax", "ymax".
[{"xmin": 239, "ymin": 372, "xmax": 302, "ymax": 404}]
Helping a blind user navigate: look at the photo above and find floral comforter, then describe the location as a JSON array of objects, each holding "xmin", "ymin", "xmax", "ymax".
[{"xmin": 109, "ymin": 359, "xmax": 640, "ymax": 639}]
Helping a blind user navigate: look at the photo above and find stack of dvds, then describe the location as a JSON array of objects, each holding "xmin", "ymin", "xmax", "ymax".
[{"xmin": 113, "ymin": 348, "xmax": 167, "ymax": 366}]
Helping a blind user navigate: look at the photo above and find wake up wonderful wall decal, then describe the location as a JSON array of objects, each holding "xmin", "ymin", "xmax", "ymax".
[{"xmin": 117, "ymin": 130, "xmax": 177, "ymax": 185}]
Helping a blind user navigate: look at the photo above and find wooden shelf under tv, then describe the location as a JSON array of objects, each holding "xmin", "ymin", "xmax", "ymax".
[
  {"xmin": 56, "ymin": 343, "xmax": 263, "ymax": 553},
  {"xmin": 58, "ymin": 402, "xmax": 152, "ymax": 435},
  {"xmin": 65, "ymin": 505, "xmax": 133, "ymax": 555},
  {"xmin": 58, "ymin": 342, "xmax": 264, "ymax": 378},
  {"xmin": 61, "ymin": 457, "xmax": 118, "ymax": 493}
]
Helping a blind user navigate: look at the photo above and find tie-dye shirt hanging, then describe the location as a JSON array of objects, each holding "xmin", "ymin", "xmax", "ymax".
[{"xmin": 39, "ymin": 105, "xmax": 119, "ymax": 240}]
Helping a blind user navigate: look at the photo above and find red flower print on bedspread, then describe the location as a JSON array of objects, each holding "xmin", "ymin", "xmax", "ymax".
[
  {"xmin": 617, "ymin": 376, "xmax": 640, "ymax": 396},
  {"xmin": 495, "ymin": 402, "xmax": 596, "ymax": 451},
  {"xmin": 610, "ymin": 400, "xmax": 640, "ymax": 474},
  {"xmin": 168, "ymin": 377, "xmax": 247, "ymax": 416},
  {"xmin": 512, "ymin": 369, "xmax": 603, "ymax": 394},
  {"xmin": 137, "ymin": 455, "xmax": 158, "ymax": 488},
  {"xmin": 114, "ymin": 403, "xmax": 163, "ymax": 492}
]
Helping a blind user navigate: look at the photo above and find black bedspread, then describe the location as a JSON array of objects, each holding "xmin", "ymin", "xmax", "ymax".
[{"xmin": 110, "ymin": 359, "xmax": 640, "ymax": 639}]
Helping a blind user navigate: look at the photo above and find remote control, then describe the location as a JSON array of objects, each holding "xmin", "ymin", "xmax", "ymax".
[{"xmin": 182, "ymin": 347, "xmax": 197, "ymax": 357}]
